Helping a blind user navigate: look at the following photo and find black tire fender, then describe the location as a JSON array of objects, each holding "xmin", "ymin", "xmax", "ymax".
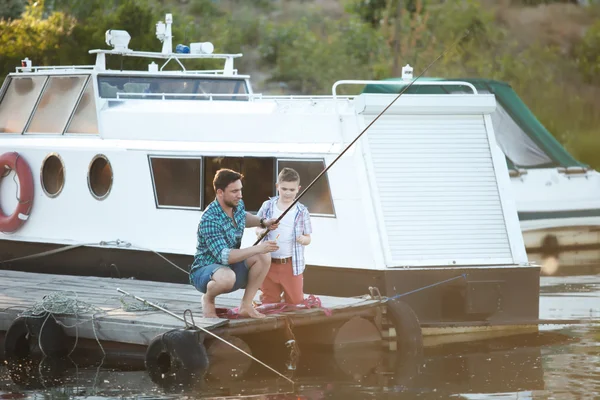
[
  {"xmin": 386, "ymin": 299, "xmax": 423, "ymax": 357},
  {"xmin": 145, "ymin": 329, "xmax": 209, "ymax": 387},
  {"xmin": 4, "ymin": 317, "xmax": 30, "ymax": 359},
  {"xmin": 4, "ymin": 314, "xmax": 68, "ymax": 359}
]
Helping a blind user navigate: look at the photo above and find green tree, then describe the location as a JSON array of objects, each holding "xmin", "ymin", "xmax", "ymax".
[
  {"xmin": 0, "ymin": 0, "xmax": 76, "ymax": 85},
  {"xmin": 575, "ymin": 19, "xmax": 600, "ymax": 85},
  {"xmin": 259, "ymin": 14, "xmax": 389, "ymax": 94},
  {"xmin": 0, "ymin": 0, "xmax": 25, "ymax": 20},
  {"xmin": 345, "ymin": 0, "xmax": 424, "ymax": 27},
  {"xmin": 54, "ymin": 0, "xmax": 160, "ymax": 70}
]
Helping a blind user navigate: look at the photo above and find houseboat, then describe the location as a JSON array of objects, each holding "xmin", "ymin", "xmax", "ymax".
[
  {"xmin": 0, "ymin": 14, "xmax": 540, "ymax": 328},
  {"xmin": 364, "ymin": 79, "xmax": 600, "ymax": 272}
]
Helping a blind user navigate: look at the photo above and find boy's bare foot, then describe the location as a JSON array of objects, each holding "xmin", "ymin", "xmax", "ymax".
[
  {"xmin": 238, "ymin": 305, "xmax": 266, "ymax": 319},
  {"xmin": 202, "ymin": 294, "xmax": 218, "ymax": 318}
]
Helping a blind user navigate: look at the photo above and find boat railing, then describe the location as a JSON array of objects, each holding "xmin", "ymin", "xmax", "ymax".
[
  {"xmin": 330, "ymin": 80, "xmax": 479, "ymax": 118},
  {"xmin": 15, "ymin": 65, "xmax": 96, "ymax": 73},
  {"xmin": 331, "ymin": 79, "xmax": 479, "ymax": 99},
  {"xmin": 557, "ymin": 166, "xmax": 590, "ymax": 176},
  {"xmin": 179, "ymin": 69, "xmax": 239, "ymax": 75},
  {"xmin": 115, "ymin": 92, "xmax": 250, "ymax": 100},
  {"xmin": 509, "ymin": 168, "xmax": 528, "ymax": 178},
  {"xmin": 113, "ymin": 92, "xmax": 355, "ymax": 102}
]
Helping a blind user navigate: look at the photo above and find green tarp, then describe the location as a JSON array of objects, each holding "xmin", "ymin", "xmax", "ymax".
[{"xmin": 362, "ymin": 78, "xmax": 586, "ymax": 168}]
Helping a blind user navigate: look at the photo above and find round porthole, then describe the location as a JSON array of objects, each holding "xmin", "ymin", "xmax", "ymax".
[
  {"xmin": 88, "ymin": 154, "xmax": 113, "ymax": 200},
  {"xmin": 40, "ymin": 153, "xmax": 65, "ymax": 198}
]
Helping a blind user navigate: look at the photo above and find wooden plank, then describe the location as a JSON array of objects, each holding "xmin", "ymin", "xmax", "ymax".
[
  {"xmin": 0, "ymin": 270, "xmax": 371, "ymax": 308},
  {"xmin": 0, "ymin": 270, "xmax": 382, "ymax": 346},
  {"xmin": 0, "ymin": 269, "xmax": 374, "ymax": 305}
]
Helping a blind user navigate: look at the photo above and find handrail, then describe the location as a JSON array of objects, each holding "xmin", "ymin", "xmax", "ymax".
[
  {"xmin": 557, "ymin": 166, "xmax": 589, "ymax": 175},
  {"xmin": 16, "ymin": 65, "xmax": 95, "ymax": 73},
  {"xmin": 115, "ymin": 92, "xmax": 252, "ymax": 100},
  {"xmin": 112, "ymin": 92, "xmax": 355, "ymax": 102},
  {"xmin": 181, "ymin": 69, "xmax": 239, "ymax": 75},
  {"xmin": 332, "ymin": 79, "xmax": 478, "ymax": 100},
  {"xmin": 89, "ymin": 49, "xmax": 242, "ymax": 60}
]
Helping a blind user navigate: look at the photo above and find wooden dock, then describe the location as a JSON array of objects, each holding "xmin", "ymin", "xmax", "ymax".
[{"xmin": 0, "ymin": 270, "xmax": 383, "ymax": 350}]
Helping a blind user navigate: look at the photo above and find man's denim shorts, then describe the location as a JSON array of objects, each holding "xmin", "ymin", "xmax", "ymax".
[{"xmin": 190, "ymin": 261, "xmax": 249, "ymax": 294}]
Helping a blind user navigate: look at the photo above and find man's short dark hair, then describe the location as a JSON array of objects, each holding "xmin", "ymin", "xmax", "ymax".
[
  {"xmin": 278, "ymin": 167, "xmax": 300, "ymax": 184},
  {"xmin": 213, "ymin": 168, "xmax": 243, "ymax": 193}
]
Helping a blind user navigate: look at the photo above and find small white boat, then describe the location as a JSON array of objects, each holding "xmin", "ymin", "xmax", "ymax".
[{"xmin": 0, "ymin": 14, "xmax": 540, "ymax": 332}]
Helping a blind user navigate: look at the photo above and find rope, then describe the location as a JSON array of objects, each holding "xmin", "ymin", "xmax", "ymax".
[
  {"xmin": 0, "ymin": 239, "xmax": 190, "ymax": 276},
  {"xmin": 16, "ymin": 290, "xmax": 167, "ymax": 358},
  {"xmin": 0, "ymin": 244, "xmax": 88, "ymax": 264},
  {"xmin": 18, "ymin": 291, "xmax": 107, "ymax": 357},
  {"xmin": 19, "ymin": 291, "xmax": 103, "ymax": 317},
  {"xmin": 283, "ymin": 317, "xmax": 300, "ymax": 371},
  {"xmin": 386, "ymin": 274, "xmax": 467, "ymax": 301},
  {"xmin": 119, "ymin": 295, "xmax": 168, "ymax": 312}
]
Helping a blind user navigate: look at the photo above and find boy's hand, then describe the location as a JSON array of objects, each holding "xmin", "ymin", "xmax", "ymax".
[
  {"xmin": 258, "ymin": 240, "xmax": 279, "ymax": 254},
  {"xmin": 296, "ymin": 235, "xmax": 310, "ymax": 246},
  {"xmin": 255, "ymin": 228, "xmax": 267, "ymax": 238}
]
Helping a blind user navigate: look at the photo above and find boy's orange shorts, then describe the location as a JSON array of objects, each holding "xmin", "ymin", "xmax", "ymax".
[{"xmin": 260, "ymin": 257, "xmax": 304, "ymax": 305}]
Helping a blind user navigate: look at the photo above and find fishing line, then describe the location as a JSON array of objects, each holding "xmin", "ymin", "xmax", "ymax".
[{"xmin": 255, "ymin": 29, "xmax": 471, "ymax": 245}]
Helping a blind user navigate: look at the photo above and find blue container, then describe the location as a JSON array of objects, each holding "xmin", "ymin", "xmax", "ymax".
[{"xmin": 175, "ymin": 44, "xmax": 190, "ymax": 54}]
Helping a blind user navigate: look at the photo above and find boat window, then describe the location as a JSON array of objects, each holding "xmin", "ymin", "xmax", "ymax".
[
  {"xmin": 149, "ymin": 157, "xmax": 202, "ymax": 209},
  {"xmin": 41, "ymin": 153, "xmax": 65, "ymax": 198},
  {"xmin": 0, "ymin": 76, "xmax": 47, "ymax": 134},
  {"xmin": 65, "ymin": 78, "xmax": 99, "ymax": 134},
  {"xmin": 88, "ymin": 155, "xmax": 113, "ymax": 200},
  {"xmin": 491, "ymin": 102, "xmax": 552, "ymax": 167},
  {"xmin": 203, "ymin": 157, "xmax": 275, "ymax": 212},
  {"xmin": 26, "ymin": 75, "xmax": 87, "ymax": 134},
  {"xmin": 277, "ymin": 159, "xmax": 335, "ymax": 216},
  {"xmin": 97, "ymin": 76, "xmax": 249, "ymax": 101}
]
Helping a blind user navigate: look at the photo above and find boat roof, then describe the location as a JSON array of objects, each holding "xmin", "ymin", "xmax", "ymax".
[{"xmin": 363, "ymin": 77, "xmax": 585, "ymax": 169}]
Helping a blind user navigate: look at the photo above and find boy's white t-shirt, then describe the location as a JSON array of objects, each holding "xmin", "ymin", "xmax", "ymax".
[{"xmin": 270, "ymin": 203, "xmax": 297, "ymax": 259}]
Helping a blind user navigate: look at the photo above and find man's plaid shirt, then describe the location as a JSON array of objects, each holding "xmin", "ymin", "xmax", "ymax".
[{"xmin": 191, "ymin": 199, "xmax": 246, "ymax": 273}]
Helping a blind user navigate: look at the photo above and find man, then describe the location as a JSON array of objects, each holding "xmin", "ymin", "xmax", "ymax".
[{"xmin": 190, "ymin": 168, "xmax": 279, "ymax": 319}]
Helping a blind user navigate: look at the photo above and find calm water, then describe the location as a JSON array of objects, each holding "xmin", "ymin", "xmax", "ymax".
[{"xmin": 1, "ymin": 272, "xmax": 599, "ymax": 399}]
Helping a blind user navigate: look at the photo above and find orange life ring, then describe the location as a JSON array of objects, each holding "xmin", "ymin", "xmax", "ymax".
[{"xmin": 0, "ymin": 152, "xmax": 34, "ymax": 233}]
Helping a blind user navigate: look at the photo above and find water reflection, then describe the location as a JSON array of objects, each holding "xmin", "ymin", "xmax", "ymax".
[
  {"xmin": 0, "ymin": 333, "xmax": 572, "ymax": 399},
  {"xmin": 6, "ymin": 356, "xmax": 69, "ymax": 390},
  {"xmin": 530, "ymin": 250, "xmax": 600, "ymax": 277},
  {"xmin": 0, "ymin": 275, "xmax": 599, "ymax": 399}
]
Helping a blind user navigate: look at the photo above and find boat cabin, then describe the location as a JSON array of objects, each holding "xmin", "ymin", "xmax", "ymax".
[{"xmin": 364, "ymin": 78, "xmax": 600, "ymax": 267}]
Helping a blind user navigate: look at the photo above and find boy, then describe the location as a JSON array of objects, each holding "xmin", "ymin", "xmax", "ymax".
[{"xmin": 256, "ymin": 167, "xmax": 312, "ymax": 304}]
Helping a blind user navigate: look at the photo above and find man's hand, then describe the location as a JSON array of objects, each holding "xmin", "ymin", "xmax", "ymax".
[
  {"xmin": 296, "ymin": 235, "xmax": 310, "ymax": 246},
  {"xmin": 265, "ymin": 218, "xmax": 279, "ymax": 231},
  {"xmin": 257, "ymin": 240, "xmax": 279, "ymax": 254},
  {"xmin": 255, "ymin": 228, "xmax": 267, "ymax": 238}
]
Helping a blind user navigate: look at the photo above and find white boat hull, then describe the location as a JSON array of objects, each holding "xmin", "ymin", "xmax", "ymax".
[{"xmin": 510, "ymin": 168, "xmax": 600, "ymax": 268}]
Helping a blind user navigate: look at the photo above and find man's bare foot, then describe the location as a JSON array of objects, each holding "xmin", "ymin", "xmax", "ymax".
[
  {"xmin": 202, "ymin": 294, "xmax": 218, "ymax": 318},
  {"xmin": 238, "ymin": 305, "xmax": 266, "ymax": 319}
]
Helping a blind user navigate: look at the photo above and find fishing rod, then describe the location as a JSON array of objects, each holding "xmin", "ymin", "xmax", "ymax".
[
  {"xmin": 117, "ymin": 288, "xmax": 295, "ymax": 384},
  {"xmin": 254, "ymin": 30, "xmax": 471, "ymax": 246}
]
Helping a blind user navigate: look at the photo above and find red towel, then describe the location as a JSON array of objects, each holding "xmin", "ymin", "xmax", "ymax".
[{"xmin": 215, "ymin": 294, "xmax": 332, "ymax": 319}]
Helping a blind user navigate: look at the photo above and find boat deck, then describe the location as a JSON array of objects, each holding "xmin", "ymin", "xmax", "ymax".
[{"xmin": 0, "ymin": 270, "xmax": 381, "ymax": 347}]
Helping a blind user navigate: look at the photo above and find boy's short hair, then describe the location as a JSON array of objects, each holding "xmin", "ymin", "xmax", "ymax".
[
  {"xmin": 213, "ymin": 168, "xmax": 244, "ymax": 193},
  {"xmin": 278, "ymin": 167, "xmax": 300, "ymax": 184}
]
